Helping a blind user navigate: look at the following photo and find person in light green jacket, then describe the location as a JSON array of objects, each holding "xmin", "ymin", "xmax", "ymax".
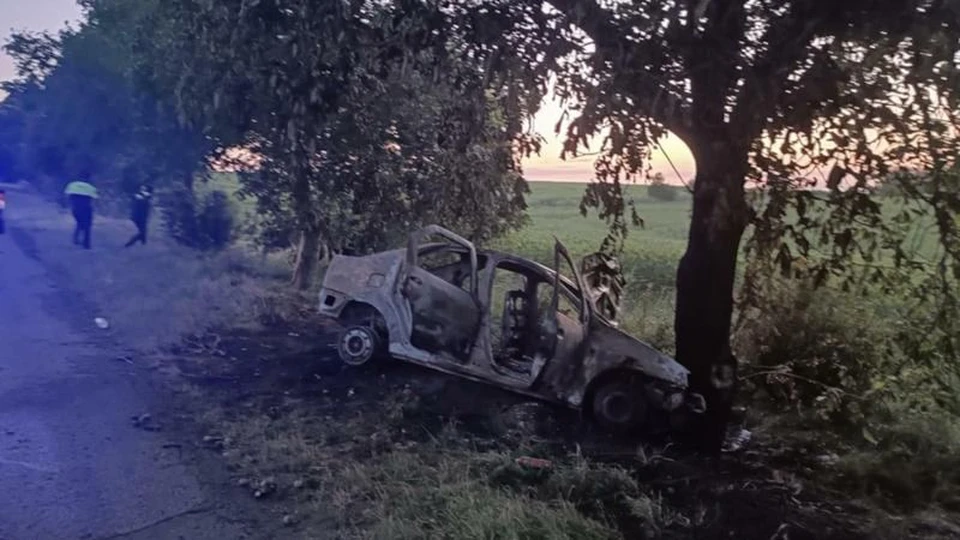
[{"xmin": 64, "ymin": 172, "xmax": 99, "ymax": 250}]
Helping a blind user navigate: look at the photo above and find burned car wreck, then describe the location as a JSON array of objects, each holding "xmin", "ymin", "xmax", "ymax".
[{"xmin": 318, "ymin": 225, "xmax": 705, "ymax": 433}]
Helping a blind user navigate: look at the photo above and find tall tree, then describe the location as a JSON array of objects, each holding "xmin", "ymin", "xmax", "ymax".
[
  {"xmin": 1, "ymin": 1, "xmax": 210, "ymax": 200},
  {"xmin": 484, "ymin": 0, "xmax": 960, "ymax": 451},
  {"xmin": 150, "ymin": 0, "xmax": 540, "ymax": 288}
]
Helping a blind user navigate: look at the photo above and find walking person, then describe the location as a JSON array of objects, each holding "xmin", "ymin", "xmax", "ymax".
[
  {"xmin": 124, "ymin": 184, "xmax": 153, "ymax": 247},
  {"xmin": 64, "ymin": 176, "xmax": 98, "ymax": 250}
]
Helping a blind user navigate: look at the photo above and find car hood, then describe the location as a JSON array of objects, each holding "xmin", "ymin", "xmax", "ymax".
[{"xmin": 589, "ymin": 321, "xmax": 690, "ymax": 387}]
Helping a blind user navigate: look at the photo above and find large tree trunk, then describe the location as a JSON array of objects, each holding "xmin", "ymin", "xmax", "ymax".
[
  {"xmin": 291, "ymin": 228, "xmax": 321, "ymax": 290},
  {"xmin": 674, "ymin": 143, "xmax": 750, "ymax": 454},
  {"xmin": 290, "ymin": 172, "xmax": 320, "ymax": 290}
]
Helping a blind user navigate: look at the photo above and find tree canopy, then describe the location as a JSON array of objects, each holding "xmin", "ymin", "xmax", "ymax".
[
  {"xmin": 0, "ymin": 2, "xmax": 210, "ymax": 197},
  {"xmin": 473, "ymin": 0, "xmax": 960, "ymax": 450}
]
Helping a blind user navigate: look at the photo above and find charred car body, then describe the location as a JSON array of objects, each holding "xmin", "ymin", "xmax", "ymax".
[{"xmin": 318, "ymin": 225, "xmax": 705, "ymax": 433}]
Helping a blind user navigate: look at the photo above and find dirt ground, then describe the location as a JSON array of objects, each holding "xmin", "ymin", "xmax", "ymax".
[
  {"xmin": 161, "ymin": 311, "xmax": 960, "ymax": 540},
  {"xmin": 0, "ymin": 187, "xmax": 281, "ymax": 539}
]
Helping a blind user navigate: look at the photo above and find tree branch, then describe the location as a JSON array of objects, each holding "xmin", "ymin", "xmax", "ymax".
[
  {"xmin": 730, "ymin": 2, "xmax": 824, "ymax": 142},
  {"xmin": 732, "ymin": 0, "xmax": 940, "ymax": 143},
  {"xmin": 546, "ymin": 0, "xmax": 695, "ymax": 146}
]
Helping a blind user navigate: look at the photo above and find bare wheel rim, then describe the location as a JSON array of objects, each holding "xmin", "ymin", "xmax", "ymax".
[
  {"xmin": 600, "ymin": 392, "xmax": 634, "ymax": 425},
  {"xmin": 593, "ymin": 381, "xmax": 646, "ymax": 431},
  {"xmin": 339, "ymin": 326, "xmax": 377, "ymax": 366}
]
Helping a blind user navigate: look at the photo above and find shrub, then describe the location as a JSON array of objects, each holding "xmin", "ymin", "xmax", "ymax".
[
  {"xmin": 162, "ymin": 185, "xmax": 236, "ymax": 250},
  {"xmin": 647, "ymin": 183, "xmax": 677, "ymax": 202},
  {"xmin": 198, "ymin": 191, "xmax": 234, "ymax": 248},
  {"xmin": 734, "ymin": 274, "xmax": 895, "ymax": 425},
  {"xmin": 836, "ymin": 410, "xmax": 960, "ymax": 511}
]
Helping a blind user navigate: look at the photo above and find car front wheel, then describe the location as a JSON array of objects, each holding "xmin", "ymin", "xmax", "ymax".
[{"xmin": 591, "ymin": 379, "xmax": 648, "ymax": 434}]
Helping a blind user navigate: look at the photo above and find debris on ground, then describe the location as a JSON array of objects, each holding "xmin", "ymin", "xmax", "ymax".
[
  {"xmin": 253, "ymin": 477, "xmax": 277, "ymax": 499},
  {"xmin": 515, "ymin": 456, "xmax": 553, "ymax": 470},
  {"xmin": 815, "ymin": 452, "xmax": 840, "ymax": 467},
  {"xmin": 94, "ymin": 317, "xmax": 109, "ymax": 329},
  {"xmin": 201, "ymin": 434, "xmax": 226, "ymax": 450},
  {"xmin": 131, "ymin": 413, "xmax": 161, "ymax": 432},
  {"xmin": 723, "ymin": 427, "xmax": 753, "ymax": 453}
]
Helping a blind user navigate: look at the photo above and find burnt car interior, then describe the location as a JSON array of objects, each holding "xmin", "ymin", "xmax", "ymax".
[
  {"xmin": 399, "ymin": 233, "xmax": 591, "ymax": 386},
  {"xmin": 491, "ymin": 260, "xmax": 586, "ymax": 379}
]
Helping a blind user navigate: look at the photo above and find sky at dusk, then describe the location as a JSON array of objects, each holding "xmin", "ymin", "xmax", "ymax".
[
  {"xmin": 0, "ymin": 0, "xmax": 83, "ymax": 80},
  {"xmin": 0, "ymin": 0, "xmax": 698, "ymax": 185}
]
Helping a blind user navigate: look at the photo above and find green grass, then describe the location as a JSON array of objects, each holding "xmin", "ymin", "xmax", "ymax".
[
  {"xmin": 491, "ymin": 182, "xmax": 691, "ymax": 291},
  {"xmin": 180, "ymin": 176, "xmax": 959, "ymax": 536}
]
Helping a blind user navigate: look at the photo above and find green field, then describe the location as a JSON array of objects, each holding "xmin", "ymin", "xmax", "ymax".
[
  {"xmin": 207, "ymin": 173, "xmax": 691, "ymax": 290},
  {"xmin": 492, "ymin": 182, "xmax": 690, "ymax": 289},
  {"xmin": 490, "ymin": 182, "xmax": 688, "ymax": 347}
]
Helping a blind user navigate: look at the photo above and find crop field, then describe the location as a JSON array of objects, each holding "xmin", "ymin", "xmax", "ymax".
[
  {"xmin": 491, "ymin": 181, "xmax": 691, "ymax": 291},
  {"xmin": 207, "ymin": 173, "xmax": 692, "ymax": 291}
]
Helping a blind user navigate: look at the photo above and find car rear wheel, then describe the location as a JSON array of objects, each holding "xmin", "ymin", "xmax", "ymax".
[
  {"xmin": 591, "ymin": 380, "xmax": 648, "ymax": 434},
  {"xmin": 337, "ymin": 325, "xmax": 382, "ymax": 367}
]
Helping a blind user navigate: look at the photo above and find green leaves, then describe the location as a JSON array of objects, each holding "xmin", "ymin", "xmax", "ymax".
[{"xmin": 1, "ymin": 1, "xmax": 211, "ymax": 196}]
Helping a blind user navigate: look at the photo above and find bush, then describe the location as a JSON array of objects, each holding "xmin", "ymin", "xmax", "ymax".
[
  {"xmin": 162, "ymin": 185, "xmax": 236, "ymax": 250},
  {"xmin": 837, "ymin": 410, "xmax": 960, "ymax": 511},
  {"xmin": 646, "ymin": 183, "xmax": 677, "ymax": 202},
  {"xmin": 734, "ymin": 274, "xmax": 895, "ymax": 425},
  {"xmin": 735, "ymin": 263, "xmax": 960, "ymax": 509}
]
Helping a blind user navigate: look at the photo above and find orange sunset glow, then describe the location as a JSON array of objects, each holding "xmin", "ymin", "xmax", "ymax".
[{"xmin": 521, "ymin": 90, "xmax": 697, "ymax": 186}]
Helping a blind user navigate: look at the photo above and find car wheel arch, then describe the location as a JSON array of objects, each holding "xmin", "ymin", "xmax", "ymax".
[
  {"xmin": 581, "ymin": 366, "xmax": 644, "ymax": 417},
  {"xmin": 339, "ymin": 301, "xmax": 389, "ymax": 338}
]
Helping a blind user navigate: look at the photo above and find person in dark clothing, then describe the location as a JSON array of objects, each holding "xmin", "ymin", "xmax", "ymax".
[
  {"xmin": 124, "ymin": 185, "xmax": 154, "ymax": 247},
  {"xmin": 69, "ymin": 194, "xmax": 94, "ymax": 249}
]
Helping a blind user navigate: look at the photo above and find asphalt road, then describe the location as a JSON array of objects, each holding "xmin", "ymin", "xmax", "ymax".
[{"xmin": 0, "ymin": 227, "xmax": 258, "ymax": 539}]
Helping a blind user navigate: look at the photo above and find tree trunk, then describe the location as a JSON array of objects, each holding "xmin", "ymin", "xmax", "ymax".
[
  {"xmin": 674, "ymin": 144, "xmax": 750, "ymax": 454},
  {"xmin": 290, "ymin": 172, "xmax": 320, "ymax": 290},
  {"xmin": 292, "ymin": 228, "xmax": 321, "ymax": 290}
]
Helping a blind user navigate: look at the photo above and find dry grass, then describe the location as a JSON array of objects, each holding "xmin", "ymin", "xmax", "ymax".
[
  {"xmin": 204, "ymin": 408, "xmax": 689, "ymax": 540},
  {"xmin": 188, "ymin": 388, "xmax": 684, "ymax": 540},
  {"xmin": 332, "ymin": 449, "xmax": 621, "ymax": 540}
]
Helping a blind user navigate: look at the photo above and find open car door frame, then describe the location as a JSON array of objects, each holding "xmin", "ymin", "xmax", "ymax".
[
  {"xmin": 404, "ymin": 225, "xmax": 479, "ymax": 299},
  {"xmin": 529, "ymin": 238, "xmax": 592, "ymax": 382},
  {"xmin": 399, "ymin": 225, "xmax": 482, "ymax": 362}
]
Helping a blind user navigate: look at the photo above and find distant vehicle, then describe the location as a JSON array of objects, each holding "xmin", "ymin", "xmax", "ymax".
[{"xmin": 317, "ymin": 225, "xmax": 705, "ymax": 433}]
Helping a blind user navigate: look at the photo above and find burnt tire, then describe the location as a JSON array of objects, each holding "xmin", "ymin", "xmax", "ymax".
[
  {"xmin": 337, "ymin": 325, "xmax": 383, "ymax": 367},
  {"xmin": 591, "ymin": 380, "xmax": 648, "ymax": 434}
]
